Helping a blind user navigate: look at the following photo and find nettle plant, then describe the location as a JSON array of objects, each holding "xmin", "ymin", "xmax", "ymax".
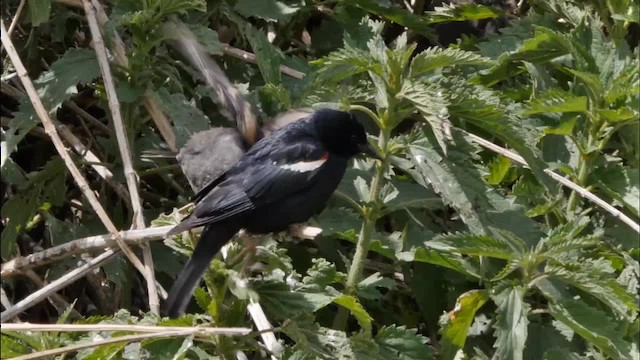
[{"xmin": 161, "ymin": 15, "xmax": 638, "ymax": 359}]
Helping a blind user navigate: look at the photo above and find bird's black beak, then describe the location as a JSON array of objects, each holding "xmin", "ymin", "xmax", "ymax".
[{"xmin": 359, "ymin": 143, "xmax": 383, "ymax": 161}]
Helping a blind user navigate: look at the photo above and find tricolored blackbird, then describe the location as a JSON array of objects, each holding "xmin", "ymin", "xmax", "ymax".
[{"xmin": 163, "ymin": 108, "xmax": 380, "ymax": 317}]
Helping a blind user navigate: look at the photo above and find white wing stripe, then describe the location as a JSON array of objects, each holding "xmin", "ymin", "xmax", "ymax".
[{"xmin": 280, "ymin": 158, "xmax": 326, "ymax": 173}]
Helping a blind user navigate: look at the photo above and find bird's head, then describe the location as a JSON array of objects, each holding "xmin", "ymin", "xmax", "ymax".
[{"xmin": 312, "ymin": 109, "xmax": 381, "ymax": 160}]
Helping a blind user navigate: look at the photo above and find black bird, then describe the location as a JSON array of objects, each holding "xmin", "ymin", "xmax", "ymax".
[{"xmin": 163, "ymin": 108, "xmax": 380, "ymax": 317}]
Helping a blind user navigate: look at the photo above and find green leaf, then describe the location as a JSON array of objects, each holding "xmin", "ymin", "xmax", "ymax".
[
  {"xmin": 548, "ymin": 299, "xmax": 634, "ymax": 360},
  {"xmin": 407, "ymin": 133, "xmax": 543, "ymax": 245},
  {"xmin": 409, "ymin": 47, "xmax": 493, "ymax": 77},
  {"xmin": 333, "ymin": 295, "xmax": 373, "ymax": 332},
  {"xmin": 243, "ymin": 23, "xmax": 283, "ymax": 84},
  {"xmin": 594, "ymin": 165, "xmax": 640, "ymax": 217},
  {"xmin": 187, "ymin": 25, "xmax": 222, "ymax": 56},
  {"xmin": 486, "ymin": 156, "xmax": 512, "ymax": 185},
  {"xmin": 427, "ymin": 2, "xmax": 503, "ymax": 24},
  {"xmin": 234, "ymin": 0, "xmax": 300, "ymax": 22},
  {"xmin": 510, "ymin": 26, "xmax": 571, "ymax": 63},
  {"xmin": 1, "ymin": 96, "xmax": 39, "ymax": 170},
  {"xmin": 28, "ymin": 0, "xmax": 51, "ymax": 26},
  {"xmin": 399, "ymin": 246, "xmax": 481, "ymax": 279},
  {"xmin": 83, "ymin": 342, "xmax": 127, "ymax": 360},
  {"xmin": 428, "ymin": 232, "xmax": 524, "ymax": 260},
  {"xmin": 35, "ymin": 48, "xmax": 100, "ymax": 111},
  {"xmin": 440, "ymin": 290, "xmax": 490, "ymax": 360},
  {"xmin": 349, "ymin": 0, "xmax": 435, "ymax": 38},
  {"xmin": 150, "ymin": 88, "xmax": 211, "ymax": 148},
  {"xmin": 312, "ymin": 44, "xmax": 377, "ymax": 83},
  {"xmin": 597, "ymin": 108, "xmax": 637, "ymax": 122},
  {"xmin": 302, "ymin": 258, "xmax": 345, "ymax": 289},
  {"xmin": 525, "ymin": 92, "xmax": 588, "ymax": 114},
  {"xmin": 492, "ymin": 286, "xmax": 529, "ymax": 360},
  {"xmin": 400, "ymin": 80, "xmax": 452, "ymax": 154},
  {"xmin": 545, "ymin": 262, "xmax": 638, "ymax": 319},
  {"xmin": 284, "ymin": 317, "xmax": 356, "ymax": 359},
  {"xmin": 375, "ymin": 325, "xmax": 432, "ymax": 360}
]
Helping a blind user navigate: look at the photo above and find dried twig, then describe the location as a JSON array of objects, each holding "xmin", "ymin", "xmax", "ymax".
[
  {"xmin": 1, "ymin": 224, "xmax": 322, "ymax": 278},
  {"xmin": 6, "ymin": 0, "xmax": 25, "ymax": 37},
  {"xmin": 1, "ymin": 322, "xmax": 252, "ymax": 335},
  {"xmin": 0, "ymin": 250, "xmax": 119, "ymax": 322},
  {"xmin": 463, "ymin": 130, "xmax": 640, "ymax": 233},
  {"xmin": 221, "ymin": 44, "xmax": 305, "ymax": 80},
  {"xmin": 82, "ymin": 0, "xmax": 160, "ymax": 314},
  {"xmin": 22, "ymin": 270, "xmax": 83, "ymax": 319}
]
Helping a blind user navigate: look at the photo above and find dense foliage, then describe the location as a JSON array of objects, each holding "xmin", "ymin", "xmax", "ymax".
[{"xmin": 1, "ymin": 0, "xmax": 638, "ymax": 359}]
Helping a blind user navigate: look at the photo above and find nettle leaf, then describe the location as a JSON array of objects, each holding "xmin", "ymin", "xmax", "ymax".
[
  {"xmin": 243, "ymin": 22, "xmax": 284, "ymax": 84},
  {"xmin": 486, "ymin": 156, "xmax": 512, "ymax": 185},
  {"xmin": 428, "ymin": 232, "xmax": 523, "ymax": 260},
  {"xmin": 187, "ymin": 25, "xmax": 222, "ymax": 56},
  {"xmin": 409, "ymin": 47, "xmax": 493, "ymax": 78},
  {"xmin": 440, "ymin": 290, "xmax": 490, "ymax": 359},
  {"xmin": 375, "ymin": 325, "xmax": 432, "ymax": 360},
  {"xmin": 1, "ymin": 96, "xmax": 39, "ymax": 169},
  {"xmin": 302, "ymin": 258, "xmax": 345, "ymax": 289},
  {"xmin": 333, "ymin": 295, "xmax": 373, "ymax": 333},
  {"xmin": 349, "ymin": 0, "xmax": 434, "ymax": 38},
  {"xmin": 426, "ymin": 2, "xmax": 502, "ymax": 24},
  {"xmin": 492, "ymin": 286, "xmax": 529, "ymax": 360},
  {"xmin": 548, "ymin": 299, "xmax": 634, "ymax": 360},
  {"xmin": 545, "ymin": 262, "xmax": 638, "ymax": 319},
  {"xmin": 440, "ymin": 77, "xmax": 557, "ymax": 195},
  {"xmin": 399, "ymin": 80, "xmax": 452, "ymax": 154},
  {"xmin": 285, "ymin": 319, "xmax": 357, "ymax": 359},
  {"xmin": 35, "ymin": 48, "xmax": 100, "ymax": 111},
  {"xmin": 593, "ymin": 165, "xmax": 639, "ymax": 217},
  {"xmin": 401, "ymin": 246, "xmax": 482, "ymax": 279},
  {"xmin": 311, "ymin": 45, "xmax": 377, "ymax": 83},
  {"xmin": 407, "ymin": 132, "xmax": 543, "ymax": 245},
  {"xmin": 524, "ymin": 90, "xmax": 588, "ymax": 114},
  {"xmin": 381, "ymin": 178, "xmax": 442, "ymax": 215},
  {"xmin": 234, "ymin": 0, "xmax": 300, "ymax": 22},
  {"xmin": 150, "ymin": 88, "xmax": 210, "ymax": 148},
  {"xmin": 28, "ymin": 0, "xmax": 51, "ymax": 26}
]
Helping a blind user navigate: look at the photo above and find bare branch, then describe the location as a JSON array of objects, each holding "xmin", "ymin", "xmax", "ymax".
[
  {"xmin": 221, "ymin": 44, "xmax": 305, "ymax": 80},
  {"xmin": 463, "ymin": 130, "xmax": 640, "ymax": 233},
  {"xmin": 1, "ymin": 224, "xmax": 323, "ymax": 278},
  {"xmin": 1, "ymin": 322, "xmax": 252, "ymax": 335},
  {"xmin": 82, "ymin": 0, "xmax": 160, "ymax": 314},
  {"xmin": 0, "ymin": 250, "xmax": 119, "ymax": 322}
]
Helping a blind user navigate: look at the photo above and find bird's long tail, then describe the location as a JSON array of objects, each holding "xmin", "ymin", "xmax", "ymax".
[{"xmin": 163, "ymin": 222, "xmax": 241, "ymax": 318}]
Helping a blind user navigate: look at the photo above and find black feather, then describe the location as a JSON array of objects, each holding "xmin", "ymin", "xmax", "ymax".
[{"xmin": 163, "ymin": 222, "xmax": 242, "ymax": 317}]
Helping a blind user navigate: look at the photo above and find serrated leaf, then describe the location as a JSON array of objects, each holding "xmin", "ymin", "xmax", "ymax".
[
  {"xmin": 150, "ymin": 88, "xmax": 210, "ymax": 148},
  {"xmin": 597, "ymin": 107, "xmax": 637, "ymax": 122},
  {"xmin": 486, "ymin": 156, "xmax": 512, "ymax": 185},
  {"xmin": 333, "ymin": 295, "xmax": 372, "ymax": 333},
  {"xmin": 350, "ymin": 0, "xmax": 435, "ymax": 38},
  {"xmin": 0, "ymin": 96, "xmax": 39, "ymax": 169},
  {"xmin": 525, "ymin": 93, "xmax": 588, "ymax": 114},
  {"xmin": 234, "ymin": 0, "xmax": 300, "ymax": 22},
  {"xmin": 375, "ymin": 325, "xmax": 432, "ymax": 360},
  {"xmin": 492, "ymin": 286, "xmax": 529, "ymax": 360},
  {"xmin": 545, "ymin": 263, "xmax": 638, "ymax": 319},
  {"xmin": 302, "ymin": 258, "xmax": 344, "ymax": 289},
  {"xmin": 428, "ymin": 232, "xmax": 523, "ymax": 260},
  {"xmin": 312, "ymin": 44, "xmax": 377, "ymax": 83},
  {"xmin": 381, "ymin": 179, "xmax": 442, "ymax": 215},
  {"xmin": 407, "ymin": 133, "xmax": 543, "ymax": 245},
  {"xmin": 83, "ymin": 342, "xmax": 127, "ymax": 360},
  {"xmin": 243, "ymin": 23, "xmax": 283, "ymax": 84},
  {"xmin": 594, "ymin": 165, "xmax": 639, "ymax": 217},
  {"xmin": 548, "ymin": 299, "xmax": 634, "ymax": 360},
  {"xmin": 440, "ymin": 290, "xmax": 489, "ymax": 360},
  {"xmin": 28, "ymin": 0, "xmax": 51, "ymax": 26},
  {"xmin": 400, "ymin": 247, "xmax": 482, "ymax": 279},
  {"xmin": 427, "ymin": 2, "xmax": 502, "ymax": 24},
  {"xmin": 34, "ymin": 48, "xmax": 100, "ymax": 111},
  {"xmin": 409, "ymin": 47, "xmax": 493, "ymax": 77}
]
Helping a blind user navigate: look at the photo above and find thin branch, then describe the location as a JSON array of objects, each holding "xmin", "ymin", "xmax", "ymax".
[
  {"xmin": 22, "ymin": 270, "xmax": 83, "ymax": 320},
  {"xmin": 462, "ymin": 130, "xmax": 640, "ymax": 234},
  {"xmin": 0, "ymin": 249, "xmax": 119, "ymax": 322},
  {"xmin": 82, "ymin": 0, "xmax": 159, "ymax": 314},
  {"xmin": 221, "ymin": 44, "xmax": 305, "ymax": 80},
  {"xmin": 6, "ymin": 0, "xmax": 25, "ymax": 37},
  {"xmin": 0, "ymin": 322, "xmax": 252, "ymax": 335},
  {"xmin": 1, "ymin": 224, "xmax": 322, "ymax": 278}
]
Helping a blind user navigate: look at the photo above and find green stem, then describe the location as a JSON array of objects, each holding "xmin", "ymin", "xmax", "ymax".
[
  {"xmin": 566, "ymin": 134, "xmax": 594, "ymax": 213},
  {"xmin": 333, "ymin": 127, "xmax": 390, "ymax": 330}
]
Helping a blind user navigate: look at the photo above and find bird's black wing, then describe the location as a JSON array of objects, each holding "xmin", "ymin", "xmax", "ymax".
[{"xmin": 168, "ymin": 140, "xmax": 329, "ymax": 235}]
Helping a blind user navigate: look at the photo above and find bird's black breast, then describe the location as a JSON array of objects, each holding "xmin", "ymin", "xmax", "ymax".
[{"xmin": 243, "ymin": 156, "xmax": 348, "ymax": 234}]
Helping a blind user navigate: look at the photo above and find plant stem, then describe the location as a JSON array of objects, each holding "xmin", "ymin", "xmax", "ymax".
[
  {"xmin": 333, "ymin": 127, "xmax": 390, "ymax": 330},
  {"xmin": 566, "ymin": 134, "xmax": 595, "ymax": 213}
]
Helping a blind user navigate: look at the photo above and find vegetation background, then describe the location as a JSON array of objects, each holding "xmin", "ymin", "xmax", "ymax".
[{"xmin": 1, "ymin": 0, "xmax": 639, "ymax": 359}]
